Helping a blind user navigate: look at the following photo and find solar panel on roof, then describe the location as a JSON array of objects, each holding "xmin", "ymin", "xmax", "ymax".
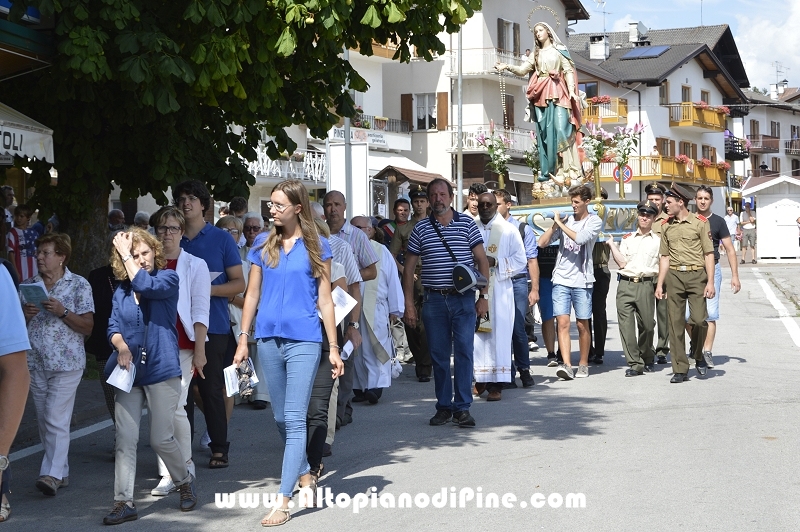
[{"xmin": 620, "ymin": 45, "xmax": 671, "ymax": 60}]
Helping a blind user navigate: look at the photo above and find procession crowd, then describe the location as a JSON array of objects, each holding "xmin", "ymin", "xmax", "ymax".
[{"xmin": 0, "ymin": 176, "xmax": 742, "ymax": 527}]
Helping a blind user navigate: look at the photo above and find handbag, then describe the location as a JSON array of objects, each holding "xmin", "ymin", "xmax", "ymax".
[
  {"xmin": 103, "ymin": 300, "xmax": 150, "ymax": 386},
  {"xmin": 429, "ymin": 214, "xmax": 488, "ymax": 294}
]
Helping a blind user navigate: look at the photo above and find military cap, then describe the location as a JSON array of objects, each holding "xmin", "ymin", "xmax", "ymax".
[
  {"xmin": 664, "ymin": 183, "xmax": 692, "ymax": 203},
  {"xmin": 637, "ymin": 200, "xmax": 659, "ymax": 216},
  {"xmin": 644, "ymin": 182, "xmax": 667, "ymax": 196},
  {"xmin": 409, "ymin": 185, "xmax": 427, "ymax": 200}
]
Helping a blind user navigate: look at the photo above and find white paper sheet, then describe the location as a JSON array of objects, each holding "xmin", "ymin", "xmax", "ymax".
[
  {"xmin": 317, "ymin": 286, "xmax": 357, "ymax": 326},
  {"xmin": 107, "ymin": 364, "xmax": 135, "ymax": 393},
  {"xmin": 340, "ymin": 340, "xmax": 354, "ymax": 361},
  {"xmin": 223, "ymin": 364, "xmax": 239, "ymax": 397}
]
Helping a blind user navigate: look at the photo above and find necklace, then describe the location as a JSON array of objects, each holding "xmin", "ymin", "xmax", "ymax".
[{"xmin": 498, "ymin": 69, "xmax": 508, "ymax": 129}]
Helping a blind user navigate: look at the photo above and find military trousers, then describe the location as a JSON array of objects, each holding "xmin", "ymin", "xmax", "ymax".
[
  {"xmin": 616, "ymin": 277, "xmax": 656, "ymax": 371},
  {"xmin": 666, "ymin": 269, "xmax": 708, "ymax": 374}
]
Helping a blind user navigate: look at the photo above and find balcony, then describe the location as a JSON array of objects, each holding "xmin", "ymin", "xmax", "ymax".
[
  {"xmin": 747, "ymin": 134, "xmax": 779, "ymax": 153},
  {"xmin": 354, "ymin": 113, "xmax": 409, "ymax": 133},
  {"xmin": 724, "ymin": 136, "xmax": 749, "ymax": 160},
  {"xmin": 583, "ymin": 97, "xmax": 628, "ymax": 125},
  {"xmin": 786, "ymin": 140, "xmax": 800, "ymax": 155},
  {"xmin": 247, "ymin": 147, "xmax": 326, "ymax": 184},
  {"xmin": 667, "ymin": 103, "xmax": 726, "ymax": 132},
  {"xmin": 353, "ymin": 40, "xmax": 401, "ymax": 61},
  {"xmin": 593, "ymin": 156, "xmax": 726, "ymax": 186},
  {"xmin": 728, "ymin": 174, "xmax": 743, "ymax": 189},
  {"xmin": 447, "ymin": 125, "xmax": 534, "ymax": 155},
  {"xmin": 445, "ymin": 48, "xmax": 530, "ymax": 85}
]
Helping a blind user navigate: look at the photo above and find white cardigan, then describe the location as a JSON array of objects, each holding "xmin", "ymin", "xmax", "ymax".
[{"xmin": 176, "ymin": 249, "xmax": 211, "ymax": 342}]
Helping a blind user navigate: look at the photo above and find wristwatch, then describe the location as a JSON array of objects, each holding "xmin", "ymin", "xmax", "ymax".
[
  {"xmin": 348, "ymin": 321, "xmax": 360, "ymax": 330},
  {"xmin": 478, "ymin": 294, "xmax": 488, "ymax": 300},
  {"xmin": 0, "ymin": 455, "xmax": 8, "ymax": 471},
  {"xmin": 60, "ymin": 309, "xmax": 70, "ymax": 319},
  {"xmin": 122, "ymin": 254, "xmax": 133, "ymax": 263}
]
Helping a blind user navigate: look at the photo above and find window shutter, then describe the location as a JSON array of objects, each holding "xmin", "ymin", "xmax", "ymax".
[
  {"xmin": 497, "ymin": 19, "xmax": 506, "ymax": 53},
  {"xmin": 513, "ymin": 23, "xmax": 520, "ymax": 56},
  {"xmin": 692, "ymin": 144, "xmax": 698, "ymax": 160},
  {"xmin": 669, "ymin": 140, "xmax": 675, "ymax": 157},
  {"xmin": 401, "ymin": 94, "xmax": 413, "ymax": 128},
  {"xmin": 436, "ymin": 92, "xmax": 449, "ymax": 131},
  {"xmin": 711, "ymin": 147, "xmax": 717, "ymax": 163},
  {"xmin": 505, "ymin": 95, "xmax": 515, "ymax": 129}
]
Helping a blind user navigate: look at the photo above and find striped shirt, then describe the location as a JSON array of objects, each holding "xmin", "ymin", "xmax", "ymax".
[
  {"xmin": 407, "ymin": 210, "xmax": 484, "ymax": 289},
  {"xmin": 6, "ymin": 227, "xmax": 38, "ymax": 282},
  {"xmin": 332, "ymin": 221, "xmax": 379, "ymax": 271},
  {"xmin": 329, "ymin": 235, "xmax": 362, "ymax": 285}
]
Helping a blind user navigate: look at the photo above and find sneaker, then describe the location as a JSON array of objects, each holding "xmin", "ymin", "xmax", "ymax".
[
  {"xmin": 546, "ymin": 352, "xmax": 558, "ymax": 367},
  {"xmin": 200, "ymin": 430, "xmax": 211, "ymax": 448},
  {"xmin": 703, "ymin": 350, "xmax": 714, "ymax": 368},
  {"xmin": 178, "ymin": 479, "xmax": 197, "ymax": 512},
  {"xmin": 528, "ymin": 341, "xmax": 539, "ymax": 351},
  {"xmin": 150, "ymin": 476, "xmax": 176, "ymax": 497},
  {"xmin": 519, "ymin": 370, "xmax": 535, "ymax": 388},
  {"xmin": 429, "ymin": 410, "xmax": 452, "ymax": 426},
  {"xmin": 103, "ymin": 501, "xmax": 138, "ymax": 525},
  {"xmin": 556, "ymin": 364, "xmax": 574, "ymax": 381},
  {"xmin": 575, "ymin": 365, "xmax": 589, "ymax": 378},
  {"xmin": 452, "ymin": 410, "xmax": 476, "ymax": 428}
]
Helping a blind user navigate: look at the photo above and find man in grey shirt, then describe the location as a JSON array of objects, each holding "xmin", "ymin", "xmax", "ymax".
[{"xmin": 537, "ymin": 185, "xmax": 602, "ymax": 380}]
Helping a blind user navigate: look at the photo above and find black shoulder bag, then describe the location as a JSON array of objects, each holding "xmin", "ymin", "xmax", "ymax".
[{"xmin": 429, "ymin": 214, "xmax": 488, "ymax": 294}]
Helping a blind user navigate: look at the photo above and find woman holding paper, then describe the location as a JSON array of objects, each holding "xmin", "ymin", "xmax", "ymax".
[
  {"xmin": 103, "ymin": 228, "xmax": 196, "ymax": 525},
  {"xmin": 21, "ymin": 233, "xmax": 94, "ymax": 497},
  {"xmin": 234, "ymin": 179, "xmax": 343, "ymax": 527}
]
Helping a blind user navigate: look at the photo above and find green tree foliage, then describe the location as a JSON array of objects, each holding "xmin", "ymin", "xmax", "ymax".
[{"xmin": 5, "ymin": 0, "xmax": 480, "ymax": 272}]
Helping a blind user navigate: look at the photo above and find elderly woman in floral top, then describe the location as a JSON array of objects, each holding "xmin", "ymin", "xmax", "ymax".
[{"xmin": 21, "ymin": 233, "xmax": 94, "ymax": 497}]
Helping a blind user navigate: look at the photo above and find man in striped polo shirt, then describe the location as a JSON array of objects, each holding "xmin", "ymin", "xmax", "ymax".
[{"xmin": 402, "ymin": 179, "xmax": 490, "ymax": 428}]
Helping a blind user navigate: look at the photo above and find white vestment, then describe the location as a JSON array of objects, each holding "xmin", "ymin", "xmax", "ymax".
[
  {"xmin": 473, "ymin": 214, "xmax": 527, "ymax": 383},
  {"xmin": 354, "ymin": 241, "xmax": 405, "ymax": 390}
]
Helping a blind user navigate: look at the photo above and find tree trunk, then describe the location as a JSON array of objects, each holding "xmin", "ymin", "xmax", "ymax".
[{"xmin": 62, "ymin": 184, "xmax": 111, "ymax": 279}]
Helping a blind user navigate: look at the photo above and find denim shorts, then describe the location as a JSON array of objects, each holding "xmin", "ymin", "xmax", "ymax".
[
  {"xmin": 552, "ymin": 284, "xmax": 593, "ymax": 320},
  {"xmin": 538, "ymin": 278, "xmax": 554, "ymax": 321},
  {"xmin": 686, "ymin": 262, "xmax": 722, "ymax": 322}
]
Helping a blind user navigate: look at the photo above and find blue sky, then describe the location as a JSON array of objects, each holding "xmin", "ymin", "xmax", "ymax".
[{"xmin": 569, "ymin": 0, "xmax": 798, "ymax": 90}]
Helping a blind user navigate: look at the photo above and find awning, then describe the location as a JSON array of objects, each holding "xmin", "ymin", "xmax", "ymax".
[
  {"xmin": 0, "ymin": 101, "xmax": 54, "ymax": 162},
  {"xmin": 368, "ymin": 151, "xmax": 445, "ymax": 181},
  {"xmin": 372, "ymin": 165, "xmax": 444, "ymax": 185}
]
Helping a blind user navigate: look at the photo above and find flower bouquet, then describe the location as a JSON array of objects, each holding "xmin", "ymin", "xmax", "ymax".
[{"xmin": 476, "ymin": 120, "xmax": 512, "ymax": 184}]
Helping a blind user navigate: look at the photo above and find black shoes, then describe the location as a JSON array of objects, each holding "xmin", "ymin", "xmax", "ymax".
[
  {"xmin": 625, "ymin": 369, "xmax": 643, "ymax": 377},
  {"xmin": 670, "ymin": 373, "xmax": 688, "ymax": 383},
  {"xmin": 656, "ymin": 355, "xmax": 668, "ymax": 365},
  {"xmin": 251, "ymin": 400, "xmax": 268, "ymax": 410},
  {"xmin": 546, "ymin": 352, "xmax": 558, "ymax": 367},
  {"xmin": 502, "ymin": 379, "xmax": 518, "ymax": 390},
  {"xmin": 588, "ymin": 354, "xmax": 604, "ymax": 364},
  {"xmin": 352, "ymin": 393, "xmax": 367, "ymax": 403},
  {"xmin": 365, "ymin": 390, "xmax": 379, "ymax": 404},
  {"xmin": 103, "ymin": 501, "xmax": 138, "ymax": 525},
  {"xmin": 520, "ymin": 370, "xmax": 535, "ymax": 388},
  {"xmin": 643, "ymin": 364, "xmax": 655, "ymax": 373},
  {"xmin": 452, "ymin": 410, "xmax": 476, "ymax": 428},
  {"xmin": 418, "ymin": 376, "xmax": 431, "ymax": 382},
  {"xmin": 429, "ymin": 410, "xmax": 452, "ymax": 426},
  {"xmin": 322, "ymin": 443, "xmax": 332, "ymax": 457},
  {"xmin": 696, "ymin": 357, "xmax": 708, "ymax": 376}
]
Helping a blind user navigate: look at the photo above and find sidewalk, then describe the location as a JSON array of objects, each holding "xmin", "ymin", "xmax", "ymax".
[{"xmin": 11, "ymin": 377, "xmax": 111, "ymax": 453}]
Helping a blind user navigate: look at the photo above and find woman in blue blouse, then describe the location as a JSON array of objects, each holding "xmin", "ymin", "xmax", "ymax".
[
  {"xmin": 234, "ymin": 179, "xmax": 343, "ymax": 527},
  {"xmin": 103, "ymin": 228, "xmax": 197, "ymax": 525}
]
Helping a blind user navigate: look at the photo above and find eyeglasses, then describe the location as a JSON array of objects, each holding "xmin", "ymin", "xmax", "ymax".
[
  {"xmin": 176, "ymin": 195, "xmax": 199, "ymax": 205},
  {"xmin": 156, "ymin": 225, "xmax": 182, "ymax": 235},
  {"xmin": 36, "ymin": 250, "xmax": 55, "ymax": 258},
  {"xmin": 267, "ymin": 202, "xmax": 293, "ymax": 213},
  {"xmin": 243, "ymin": 226, "xmax": 261, "ymax": 232},
  {"xmin": 221, "ymin": 228, "xmax": 240, "ymax": 236}
]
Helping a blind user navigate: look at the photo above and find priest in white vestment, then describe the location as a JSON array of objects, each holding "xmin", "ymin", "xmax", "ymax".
[
  {"xmin": 352, "ymin": 217, "xmax": 405, "ymax": 404},
  {"xmin": 473, "ymin": 192, "xmax": 527, "ymax": 401}
]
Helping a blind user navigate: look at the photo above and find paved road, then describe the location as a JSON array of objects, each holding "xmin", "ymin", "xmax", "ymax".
[{"xmin": 5, "ymin": 262, "xmax": 800, "ymax": 531}]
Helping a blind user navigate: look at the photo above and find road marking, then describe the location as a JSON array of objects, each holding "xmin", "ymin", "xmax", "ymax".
[{"xmin": 753, "ymin": 268, "xmax": 800, "ymax": 347}]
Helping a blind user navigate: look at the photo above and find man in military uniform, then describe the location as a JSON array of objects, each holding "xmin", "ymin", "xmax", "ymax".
[
  {"xmin": 654, "ymin": 184, "xmax": 715, "ymax": 383},
  {"xmin": 607, "ymin": 200, "xmax": 660, "ymax": 376},
  {"xmin": 646, "ymin": 182, "xmax": 671, "ymax": 365},
  {"xmin": 390, "ymin": 185, "xmax": 432, "ymax": 381}
]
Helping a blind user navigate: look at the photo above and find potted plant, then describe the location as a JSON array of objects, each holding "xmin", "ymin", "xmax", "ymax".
[
  {"xmin": 611, "ymin": 124, "xmax": 645, "ymax": 199},
  {"xmin": 697, "ymin": 158, "xmax": 713, "ymax": 168},
  {"xmin": 717, "ymin": 161, "xmax": 731, "ymax": 171},
  {"xmin": 674, "ymin": 154, "xmax": 690, "ymax": 164},
  {"xmin": 476, "ymin": 120, "xmax": 512, "ymax": 188},
  {"xmin": 579, "ymin": 123, "xmax": 614, "ymax": 199},
  {"xmin": 589, "ymin": 95, "xmax": 612, "ymax": 105}
]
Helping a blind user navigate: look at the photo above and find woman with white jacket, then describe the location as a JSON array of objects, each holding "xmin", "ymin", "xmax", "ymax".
[{"xmin": 150, "ymin": 206, "xmax": 211, "ymax": 496}]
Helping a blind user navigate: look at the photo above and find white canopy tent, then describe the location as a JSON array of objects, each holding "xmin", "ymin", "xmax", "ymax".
[{"xmin": 0, "ymin": 101, "xmax": 54, "ymax": 163}]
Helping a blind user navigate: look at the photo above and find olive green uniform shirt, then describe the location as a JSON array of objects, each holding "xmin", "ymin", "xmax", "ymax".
[{"xmin": 658, "ymin": 213, "xmax": 714, "ymax": 267}]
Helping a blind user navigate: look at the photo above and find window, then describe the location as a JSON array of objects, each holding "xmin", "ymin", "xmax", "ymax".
[
  {"xmin": 792, "ymin": 159, "xmax": 800, "ymax": 177},
  {"xmin": 750, "ymin": 119, "xmax": 760, "ymax": 136},
  {"xmin": 700, "ymin": 90, "xmax": 710, "ymax": 104},
  {"xmin": 751, "ymin": 155, "xmax": 761, "ymax": 174},
  {"xmin": 680, "ymin": 141, "xmax": 693, "ymax": 157},
  {"xmin": 681, "ymin": 85, "xmax": 691, "ymax": 103},
  {"xmin": 701, "ymin": 145, "xmax": 716, "ymax": 163},
  {"xmin": 791, "ymin": 125, "xmax": 800, "ymax": 140},
  {"xmin": 579, "ymin": 82, "xmax": 598, "ymax": 99},
  {"xmin": 771, "ymin": 157, "xmax": 780, "ymax": 172},
  {"xmin": 771, "ymin": 120, "xmax": 781, "ymax": 138},
  {"xmin": 659, "ymin": 81, "xmax": 669, "ymax": 105},
  {"xmin": 414, "ymin": 93, "xmax": 437, "ymax": 131},
  {"xmin": 655, "ymin": 137, "xmax": 673, "ymax": 157}
]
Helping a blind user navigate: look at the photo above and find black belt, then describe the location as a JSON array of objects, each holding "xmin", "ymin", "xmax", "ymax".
[
  {"xmin": 425, "ymin": 287, "xmax": 461, "ymax": 295},
  {"xmin": 511, "ymin": 273, "xmax": 528, "ymax": 280},
  {"xmin": 618, "ymin": 274, "xmax": 655, "ymax": 283}
]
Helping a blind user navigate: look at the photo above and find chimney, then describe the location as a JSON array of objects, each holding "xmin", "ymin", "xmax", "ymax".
[
  {"xmin": 589, "ymin": 35, "xmax": 609, "ymax": 61},
  {"xmin": 629, "ymin": 22, "xmax": 648, "ymax": 43},
  {"xmin": 778, "ymin": 79, "xmax": 788, "ymax": 94},
  {"xmin": 769, "ymin": 83, "xmax": 779, "ymax": 100}
]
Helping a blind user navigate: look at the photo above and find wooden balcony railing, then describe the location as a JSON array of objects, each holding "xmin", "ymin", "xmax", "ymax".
[
  {"xmin": 583, "ymin": 98, "xmax": 628, "ymax": 125},
  {"xmin": 593, "ymin": 156, "xmax": 726, "ymax": 186},
  {"xmin": 747, "ymin": 134, "xmax": 780, "ymax": 153},
  {"xmin": 667, "ymin": 103, "xmax": 726, "ymax": 131},
  {"xmin": 786, "ymin": 140, "xmax": 800, "ymax": 155}
]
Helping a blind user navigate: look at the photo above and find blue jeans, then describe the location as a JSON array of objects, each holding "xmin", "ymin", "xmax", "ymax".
[
  {"xmin": 259, "ymin": 338, "xmax": 321, "ymax": 498},
  {"xmin": 685, "ymin": 262, "xmax": 722, "ymax": 322},
  {"xmin": 421, "ymin": 290, "xmax": 475, "ymax": 413},
  {"xmin": 511, "ymin": 277, "xmax": 531, "ymax": 372},
  {"xmin": 552, "ymin": 284, "xmax": 593, "ymax": 320}
]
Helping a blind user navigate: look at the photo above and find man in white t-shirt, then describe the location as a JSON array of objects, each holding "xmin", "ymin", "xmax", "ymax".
[
  {"xmin": 739, "ymin": 203, "xmax": 756, "ymax": 263},
  {"xmin": 724, "ymin": 207, "xmax": 740, "ymax": 252}
]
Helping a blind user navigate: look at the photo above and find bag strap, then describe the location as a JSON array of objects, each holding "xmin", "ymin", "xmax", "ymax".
[
  {"xmin": 518, "ymin": 222, "xmax": 528, "ymax": 243},
  {"xmin": 429, "ymin": 213, "xmax": 459, "ymax": 263}
]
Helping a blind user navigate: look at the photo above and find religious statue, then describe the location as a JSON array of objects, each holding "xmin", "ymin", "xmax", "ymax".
[{"xmin": 496, "ymin": 22, "xmax": 583, "ymax": 184}]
